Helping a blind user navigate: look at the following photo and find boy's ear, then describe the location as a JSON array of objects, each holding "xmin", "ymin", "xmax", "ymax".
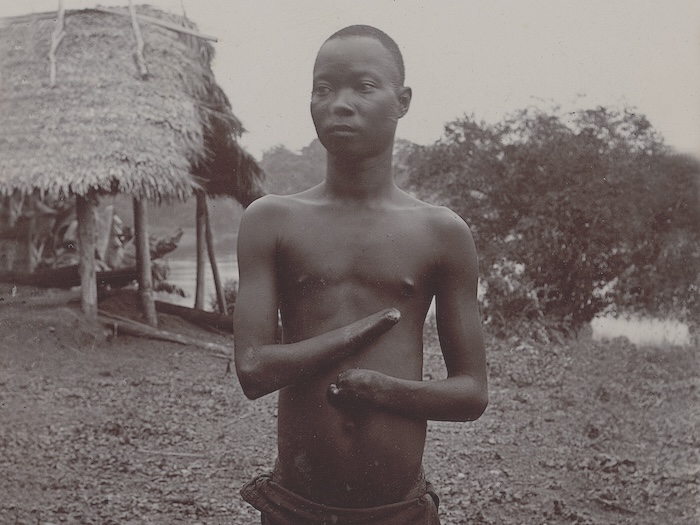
[{"xmin": 397, "ymin": 86, "xmax": 412, "ymax": 118}]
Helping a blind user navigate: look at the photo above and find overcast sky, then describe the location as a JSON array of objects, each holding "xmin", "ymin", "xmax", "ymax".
[{"xmin": 4, "ymin": 0, "xmax": 700, "ymax": 159}]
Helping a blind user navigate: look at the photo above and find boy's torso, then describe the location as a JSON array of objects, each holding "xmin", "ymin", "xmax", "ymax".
[{"xmin": 270, "ymin": 189, "xmax": 445, "ymax": 507}]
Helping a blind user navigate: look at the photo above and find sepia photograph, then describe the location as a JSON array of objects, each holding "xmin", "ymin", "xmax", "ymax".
[{"xmin": 1, "ymin": 1, "xmax": 698, "ymax": 523}]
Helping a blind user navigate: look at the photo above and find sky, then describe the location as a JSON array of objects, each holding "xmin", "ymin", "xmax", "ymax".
[{"xmin": 3, "ymin": 0, "xmax": 700, "ymax": 159}]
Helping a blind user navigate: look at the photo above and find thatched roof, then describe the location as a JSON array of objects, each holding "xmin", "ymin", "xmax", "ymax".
[
  {"xmin": 0, "ymin": 6, "xmax": 264, "ymax": 204},
  {"xmin": 193, "ymin": 113, "xmax": 265, "ymax": 206}
]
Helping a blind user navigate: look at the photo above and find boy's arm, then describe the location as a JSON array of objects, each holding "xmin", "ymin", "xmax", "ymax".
[
  {"xmin": 233, "ymin": 197, "xmax": 400, "ymax": 400},
  {"xmin": 328, "ymin": 211, "xmax": 488, "ymax": 422}
]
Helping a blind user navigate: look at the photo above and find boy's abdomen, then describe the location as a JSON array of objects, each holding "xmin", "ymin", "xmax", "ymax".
[{"xmin": 276, "ymin": 381, "xmax": 427, "ymax": 508}]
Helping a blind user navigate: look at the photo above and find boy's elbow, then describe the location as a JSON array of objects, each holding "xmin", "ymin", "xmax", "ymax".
[
  {"xmin": 242, "ymin": 385, "xmax": 266, "ymax": 401},
  {"xmin": 469, "ymin": 391, "xmax": 488, "ymax": 421},
  {"xmin": 236, "ymin": 371, "xmax": 267, "ymax": 400},
  {"xmin": 235, "ymin": 353, "xmax": 268, "ymax": 400},
  {"xmin": 459, "ymin": 387, "xmax": 488, "ymax": 422}
]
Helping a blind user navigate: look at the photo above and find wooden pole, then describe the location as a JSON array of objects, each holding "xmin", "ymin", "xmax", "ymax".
[
  {"xmin": 26, "ymin": 199, "xmax": 37, "ymax": 273},
  {"xmin": 91, "ymin": 7, "xmax": 218, "ymax": 42},
  {"xmin": 128, "ymin": 0, "xmax": 149, "ymax": 79},
  {"xmin": 194, "ymin": 191, "xmax": 207, "ymax": 310},
  {"xmin": 49, "ymin": 0, "xmax": 66, "ymax": 88},
  {"xmin": 98, "ymin": 310, "xmax": 231, "ymax": 360},
  {"xmin": 203, "ymin": 196, "xmax": 228, "ymax": 315},
  {"xmin": 76, "ymin": 194, "xmax": 97, "ymax": 319},
  {"xmin": 133, "ymin": 197, "xmax": 158, "ymax": 327}
]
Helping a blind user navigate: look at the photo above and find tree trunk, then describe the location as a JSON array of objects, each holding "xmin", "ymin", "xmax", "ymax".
[
  {"xmin": 133, "ymin": 197, "xmax": 157, "ymax": 327},
  {"xmin": 26, "ymin": 206, "xmax": 37, "ymax": 273},
  {"xmin": 194, "ymin": 191, "xmax": 207, "ymax": 310},
  {"xmin": 76, "ymin": 194, "xmax": 97, "ymax": 319},
  {"xmin": 203, "ymin": 196, "xmax": 228, "ymax": 315}
]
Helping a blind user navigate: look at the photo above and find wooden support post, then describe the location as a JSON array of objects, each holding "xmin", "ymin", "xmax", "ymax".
[
  {"xmin": 26, "ymin": 201, "xmax": 37, "ymax": 273},
  {"xmin": 76, "ymin": 194, "xmax": 97, "ymax": 319},
  {"xmin": 133, "ymin": 197, "xmax": 158, "ymax": 327},
  {"xmin": 203, "ymin": 196, "xmax": 228, "ymax": 315},
  {"xmin": 194, "ymin": 191, "xmax": 207, "ymax": 310}
]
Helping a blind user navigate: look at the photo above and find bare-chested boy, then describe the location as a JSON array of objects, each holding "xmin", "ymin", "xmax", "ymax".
[{"xmin": 234, "ymin": 25, "xmax": 488, "ymax": 524}]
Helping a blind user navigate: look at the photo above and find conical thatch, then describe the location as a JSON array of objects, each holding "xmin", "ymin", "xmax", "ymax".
[
  {"xmin": 0, "ymin": 6, "xmax": 264, "ymax": 204},
  {"xmin": 193, "ymin": 114, "xmax": 265, "ymax": 206}
]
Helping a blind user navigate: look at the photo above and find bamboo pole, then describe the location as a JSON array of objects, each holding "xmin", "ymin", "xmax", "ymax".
[
  {"xmin": 98, "ymin": 310, "xmax": 231, "ymax": 359},
  {"xmin": 91, "ymin": 7, "xmax": 218, "ymax": 42},
  {"xmin": 49, "ymin": 0, "xmax": 66, "ymax": 88},
  {"xmin": 128, "ymin": 0, "xmax": 148, "ymax": 79},
  {"xmin": 194, "ymin": 192, "xmax": 207, "ymax": 310},
  {"xmin": 133, "ymin": 197, "xmax": 158, "ymax": 327},
  {"xmin": 203, "ymin": 196, "xmax": 228, "ymax": 315},
  {"xmin": 76, "ymin": 194, "xmax": 97, "ymax": 319}
]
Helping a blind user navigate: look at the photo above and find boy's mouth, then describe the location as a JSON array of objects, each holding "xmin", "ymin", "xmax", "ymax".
[{"xmin": 327, "ymin": 124, "xmax": 358, "ymax": 135}]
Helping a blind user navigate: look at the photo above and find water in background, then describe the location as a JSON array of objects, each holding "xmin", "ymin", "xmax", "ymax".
[
  {"xmin": 591, "ymin": 315, "xmax": 691, "ymax": 346},
  {"xmin": 162, "ymin": 259, "xmax": 692, "ymax": 346},
  {"xmin": 159, "ymin": 259, "xmax": 238, "ymax": 310}
]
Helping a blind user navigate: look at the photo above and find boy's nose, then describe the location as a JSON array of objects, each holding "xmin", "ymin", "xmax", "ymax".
[{"xmin": 330, "ymin": 89, "xmax": 355, "ymax": 116}]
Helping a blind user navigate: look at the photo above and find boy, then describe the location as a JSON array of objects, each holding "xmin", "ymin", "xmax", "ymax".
[{"xmin": 234, "ymin": 25, "xmax": 488, "ymax": 524}]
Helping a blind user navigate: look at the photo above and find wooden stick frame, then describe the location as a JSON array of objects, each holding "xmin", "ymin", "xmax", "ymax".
[
  {"xmin": 128, "ymin": 0, "xmax": 149, "ymax": 78},
  {"xmin": 49, "ymin": 0, "xmax": 66, "ymax": 87},
  {"xmin": 91, "ymin": 7, "xmax": 218, "ymax": 42}
]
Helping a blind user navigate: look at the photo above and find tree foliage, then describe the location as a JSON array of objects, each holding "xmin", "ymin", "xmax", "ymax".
[
  {"xmin": 260, "ymin": 138, "xmax": 415, "ymax": 194},
  {"xmin": 259, "ymin": 140, "xmax": 326, "ymax": 195},
  {"xmin": 406, "ymin": 106, "xmax": 700, "ymax": 333}
]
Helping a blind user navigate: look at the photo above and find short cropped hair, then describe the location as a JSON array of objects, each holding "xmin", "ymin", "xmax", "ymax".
[{"xmin": 326, "ymin": 25, "xmax": 405, "ymax": 86}]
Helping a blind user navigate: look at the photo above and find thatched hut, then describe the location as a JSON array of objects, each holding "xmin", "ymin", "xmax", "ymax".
[{"xmin": 0, "ymin": 5, "xmax": 263, "ymax": 323}]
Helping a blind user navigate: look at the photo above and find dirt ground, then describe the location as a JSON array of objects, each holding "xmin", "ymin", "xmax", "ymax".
[{"xmin": 0, "ymin": 285, "xmax": 697, "ymax": 524}]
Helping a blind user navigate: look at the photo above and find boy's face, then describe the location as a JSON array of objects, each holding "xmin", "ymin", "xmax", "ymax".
[{"xmin": 311, "ymin": 36, "xmax": 411, "ymax": 159}]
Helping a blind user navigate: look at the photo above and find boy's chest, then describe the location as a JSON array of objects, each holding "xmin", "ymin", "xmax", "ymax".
[{"xmin": 277, "ymin": 213, "xmax": 437, "ymax": 297}]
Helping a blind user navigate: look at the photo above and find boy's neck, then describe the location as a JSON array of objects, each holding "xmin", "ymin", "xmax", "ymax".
[{"xmin": 324, "ymin": 148, "xmax": 396, "ymax": 202}]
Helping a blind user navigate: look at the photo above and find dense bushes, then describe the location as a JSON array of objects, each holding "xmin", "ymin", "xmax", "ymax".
[{"xmin": 403, "ymin": 106, "xmax": 700, "ymax": 335}]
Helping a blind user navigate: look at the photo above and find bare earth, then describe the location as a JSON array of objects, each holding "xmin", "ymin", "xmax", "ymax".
[{"xmin": 0, "ymin": 286, "xmax": 697, "ymax": 524}]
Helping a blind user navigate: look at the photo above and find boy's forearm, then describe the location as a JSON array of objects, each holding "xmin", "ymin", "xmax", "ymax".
[
  {"xmin": 329, "ymin": 369, "xmax": 488, "ymax": 422},
  {"xmin": 236, "ymin": 309, "xmax": 400, "ymax": 399},
  {"xmin": 381, "ymin": 375, "xmax": 488, "ymax": 422}
]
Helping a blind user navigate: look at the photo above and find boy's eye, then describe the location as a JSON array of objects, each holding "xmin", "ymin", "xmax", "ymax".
[
  {"xmin": 313, "ymin": 85, "xmax": 331, "ymax": 96},
  {"xmin": 357, "ymin": 82, "xmax": 376, "ymax": 93}
]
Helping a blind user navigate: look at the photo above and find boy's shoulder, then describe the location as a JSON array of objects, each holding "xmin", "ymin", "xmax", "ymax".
[
  {"xmin": 395, "ymin": 191, "xmax": 470, "ymax": 233},
  {"xmin": 242, "ymin": 191, "xmax": 315, "ymax": 220},
  {"xmin": 399, "ymin": 194, "xmax": 477, "ymax": 262}
]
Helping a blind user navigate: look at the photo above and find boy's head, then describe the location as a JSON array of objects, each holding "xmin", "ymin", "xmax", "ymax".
[
  {"xmin": 324, "ymin": 25, "xmax": 405, "ymax": 86},
  {"xmin": 311, "ymin": 25, "xmax": 411, "ymax": 158}
]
